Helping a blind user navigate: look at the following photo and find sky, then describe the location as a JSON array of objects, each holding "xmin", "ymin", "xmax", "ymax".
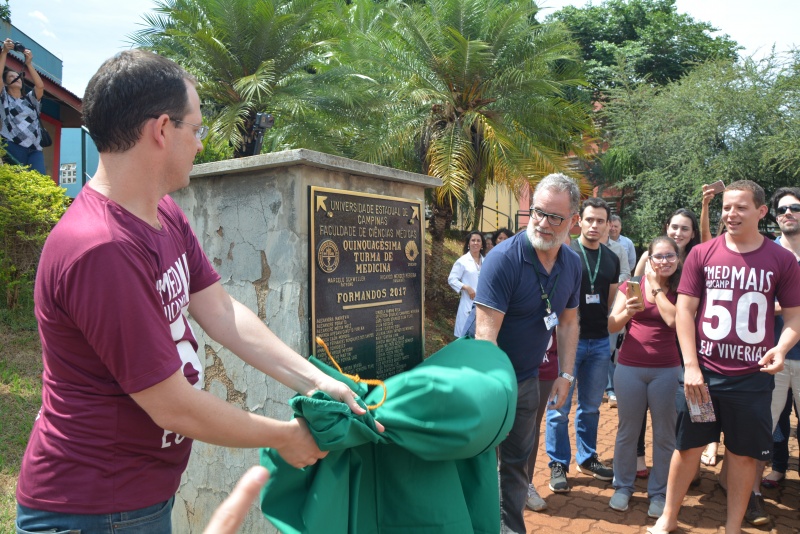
[{"xmin": 9, "ymin": 0, "xmax": 800, "ymax": 98}]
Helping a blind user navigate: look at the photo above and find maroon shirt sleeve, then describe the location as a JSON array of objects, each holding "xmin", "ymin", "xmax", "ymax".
[{"xmin": 677, "ymin": 246, "xmax": 703, "ymax": 298}]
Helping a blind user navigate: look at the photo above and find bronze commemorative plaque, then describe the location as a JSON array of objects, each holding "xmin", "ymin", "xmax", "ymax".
[{"xmin": 310, "ymin": 187, "xmax": 424, "ymax": 380}]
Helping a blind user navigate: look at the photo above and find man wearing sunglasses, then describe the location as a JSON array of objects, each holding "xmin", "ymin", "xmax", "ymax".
[
  {"xmin": 746, "ymin": 187, "xmax": 800, "ymax": 524},
  {"xmin": 16, "ymin": 50, "xmax": 366, "ymax": 533},
  {"xmin": 474, "ymin": 173, "xmax": 582, "ymax": 534},
  {"xmin": 652, "ymin": 181, "xmax": 800, "ymax": 534}
]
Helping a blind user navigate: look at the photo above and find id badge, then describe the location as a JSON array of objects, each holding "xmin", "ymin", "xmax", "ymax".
[
  {"xmin": 586, "ymin": 293, "xmax": 601, "ymax": 304},
  {"xmin": 544, "ymin": 312, "xmax": 559, "ymax": 330}
]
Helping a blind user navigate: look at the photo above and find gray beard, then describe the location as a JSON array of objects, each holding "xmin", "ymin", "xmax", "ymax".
[{"xmin": 527, "ymin": 223, "xmax": 566, "ymax": 251}]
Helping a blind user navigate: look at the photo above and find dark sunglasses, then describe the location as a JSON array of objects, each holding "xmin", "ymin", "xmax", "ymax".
[{"xmin": 776, "ymin": 203, "xmax": 800, "ymax": 216}]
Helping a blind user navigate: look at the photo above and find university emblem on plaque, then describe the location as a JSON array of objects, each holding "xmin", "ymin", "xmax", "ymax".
[
  {"xmin": 405, "ymin": 240, "xmax": 419, "ymax": 262},
  {"xmin": 318, "ymin": 239, "xmax": 340, "ymax": 273}
]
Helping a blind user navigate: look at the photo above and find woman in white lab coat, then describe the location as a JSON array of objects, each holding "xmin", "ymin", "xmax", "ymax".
[{"xmin": 448, "ymin": 231, "xmax": 485, "ymax": 337}]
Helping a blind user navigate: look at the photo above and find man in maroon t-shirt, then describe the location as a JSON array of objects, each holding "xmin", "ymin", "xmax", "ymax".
[
  {"xmin": 16, "ymin": 50, "xmax": 369, "ymax": 532},
  {"xmin": 651, "ymin": 181, "xmax": 800, "ymax": 534}
]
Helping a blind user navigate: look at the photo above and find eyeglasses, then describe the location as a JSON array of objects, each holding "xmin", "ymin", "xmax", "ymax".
[
  {"xmin": 170, "ymin": 118, "xmax": 209, "ymax": 140},
  {"xmin": 150, "ymin": 115, "xmax": 209, "ymax": 140},
  {"xmin": 530, "ymin": 208, "xmax": 567, "ymax": 227},
  {"xmin": 650, "ymin": 253, "xmax": 678, "ymax": 263},
  {"xmin": 776, "ymin": 203, "xmax": 800, "ymax": 217}
]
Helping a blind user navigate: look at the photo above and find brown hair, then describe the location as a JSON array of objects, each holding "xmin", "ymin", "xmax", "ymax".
[
  {"xmin": 648, "ymin": 236, "xmax": 682, "ymax": 293},
  {"xmin": 462, "ymin": 231, "xmax": 486, "ymax": 254},
  {"xmin": 725, "ymin": 180, "xmax": 765, "ymax": 208},
  {"xmin": 82, "ymin": 50, "xmax": 196, "ymax": 153}
]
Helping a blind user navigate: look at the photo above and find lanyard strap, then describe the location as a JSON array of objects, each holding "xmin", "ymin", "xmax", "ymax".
[
  {"xmin": 577, "ymin": 241, "xmax": 601, "ymax": 294},
  {"xmin": 525, "ymin": 236, "xmax": 560, "ymax": 314}
]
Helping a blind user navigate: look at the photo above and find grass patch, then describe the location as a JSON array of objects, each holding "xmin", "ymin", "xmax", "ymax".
[{"xmin": 0, "ymin": 322, "xmax": 42, "ymax": 531}]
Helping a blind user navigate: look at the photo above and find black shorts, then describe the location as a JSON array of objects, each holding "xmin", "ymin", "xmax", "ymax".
[{"xmin": 675, "ymin": 369, "xmax": 773, "ymax": 461}]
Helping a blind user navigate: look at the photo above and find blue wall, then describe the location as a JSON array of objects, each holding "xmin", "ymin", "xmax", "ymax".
[{"xmin": 59, "ymin": 128, "xmax": 98, "ymax": 198}]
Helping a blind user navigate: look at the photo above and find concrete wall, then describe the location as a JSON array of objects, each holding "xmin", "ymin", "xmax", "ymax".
[{"xmin": 169, "ymin": 149, "xmax": 438, "ymax": 533}]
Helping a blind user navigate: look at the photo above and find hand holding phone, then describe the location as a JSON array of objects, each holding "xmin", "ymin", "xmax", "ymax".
[
  {"xmin": 625, "ymin": 281, "xmax": 644, "ymax": 316},
  {"xmin": 707, "ymin": 180, "xmax": 725, "ymax": 195},
  {"xmin": 627, "ymin": 280, "xmax": 642, "ymax": 303},
  {"xmin": 703, "ymin": 180, "xmax": 725, "ymax": 202}
]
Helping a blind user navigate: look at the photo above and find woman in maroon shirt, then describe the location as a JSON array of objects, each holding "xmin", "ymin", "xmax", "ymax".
[{"xmin": 607, "ymin": 236, "xmax": 683, "ymax": 519}]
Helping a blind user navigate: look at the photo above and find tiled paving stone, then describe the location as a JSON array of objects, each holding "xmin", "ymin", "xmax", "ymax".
[{"xmin": 524, "ymin": 398, "xmax": 800, "ymax": 533}]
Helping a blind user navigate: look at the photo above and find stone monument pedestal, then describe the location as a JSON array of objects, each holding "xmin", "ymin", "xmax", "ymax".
[{"xmin": 170, "ymin": 149, "xmax": 438, "ymax": 533}]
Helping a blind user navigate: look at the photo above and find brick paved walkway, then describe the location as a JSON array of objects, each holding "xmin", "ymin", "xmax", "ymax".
[{"xmin": 523, "ymin": 398, "xmax": 800, "ymax": 533}]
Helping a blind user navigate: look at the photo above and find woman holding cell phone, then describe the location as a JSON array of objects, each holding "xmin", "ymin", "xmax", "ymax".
[{"xmin": 607, "ymin": 236, "xmax": 683, "ymax": 519}]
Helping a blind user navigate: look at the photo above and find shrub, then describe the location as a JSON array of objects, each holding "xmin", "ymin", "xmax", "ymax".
[{"xmin": 0, "ymin": 164, "xmax": 68, "ymax": 309}]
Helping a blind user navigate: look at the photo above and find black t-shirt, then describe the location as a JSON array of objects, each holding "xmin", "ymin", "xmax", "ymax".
[{"xmin": 571, "ymin": 240, "xmax": 620, "ymax": 339}]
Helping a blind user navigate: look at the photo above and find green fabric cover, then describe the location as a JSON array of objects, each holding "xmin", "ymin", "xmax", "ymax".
[{"xmin": 259, "ymin": 337, "xmax": 517, "ymax": 534}]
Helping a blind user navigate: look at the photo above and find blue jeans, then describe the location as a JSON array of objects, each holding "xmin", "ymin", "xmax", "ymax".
[
  {"xmin": 607, "ymin": 360, "xmax": 616, "ymax": 394},
  {"xmin": 16, "ymin": 497, "xmax": 173, "ymax": 534},
  {"xmin": 4, "ymin": 140, "xmax": 45, "ymax": 174},
  {"xmin": 546, "ymin": 337, "xmax": 610, "ymax": 468}
]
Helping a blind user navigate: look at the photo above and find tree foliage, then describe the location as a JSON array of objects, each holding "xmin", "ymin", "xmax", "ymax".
[
  {"xmin": 600, "ymin": 52, "xmax": 800, "ymax": 243},
  {"xmin": 0, "ymin": 1, "xmax": 10, "ymax": 23},
  {"xmin": 131, "ymin": 0, "xmax": 596, "ymax": 214},
  {"xmin": 345, "ymin": 0, "xmax": 595, "ymax": 229},
  {"xmin": 0, "ymin": 163, "xmax": 68, "ymax": 309},
  {"xmin": 549, "ymin": 0, "xmax": 740, "ymax": 89},
  {"xmin": 131, "ymin": 0, "xmax": 364, "ymax": 158},
  {"xmin": 760, "ymin": 49, "xmax": 800, "ymax": 180}
]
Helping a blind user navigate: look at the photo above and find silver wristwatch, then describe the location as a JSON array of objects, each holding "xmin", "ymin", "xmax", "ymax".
[{"xmin": 559, "ymin": 371, "xmax": 575, "ymax": 384}]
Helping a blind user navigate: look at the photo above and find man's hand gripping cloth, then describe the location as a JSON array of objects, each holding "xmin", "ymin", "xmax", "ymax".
[{"xmin": 259, "ymin": 337, "xmax": 517, "ymax": 534}]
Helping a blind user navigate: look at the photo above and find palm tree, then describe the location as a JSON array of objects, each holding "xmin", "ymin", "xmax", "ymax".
[
  {"xmin": 130, "ymin": 0, "xmax": 361, "ymax": 158},
  {"xmin": 344, "ymin": 0, "xmax": 595, "ymax": 297}
]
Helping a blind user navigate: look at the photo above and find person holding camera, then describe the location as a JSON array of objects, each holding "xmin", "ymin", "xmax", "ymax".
[{"xmin": 1, "ymin": 38, "xmax": 45, "ymax": 174}]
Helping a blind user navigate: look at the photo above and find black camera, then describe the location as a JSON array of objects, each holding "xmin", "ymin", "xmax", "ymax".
[
  {"xmin": 244, "ymin": 112, "xmax": 274, "ymax": 156},
  {"xmin": 254, "ymin": 112, "xmax": 274, "ymax": 130},
  {"xmin": 12, "ymin": 41, "xmax": 26, "ymax": 53}
]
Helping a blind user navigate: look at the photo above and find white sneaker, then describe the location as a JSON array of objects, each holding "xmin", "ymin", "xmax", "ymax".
[
  {"xmin": 637, "ymin": 456, "xmax": 647, "ymax": 470},
  {"xmin": 526, "ymin": 484, "xmax": 547, "ymax": 512},
  {"xmin": 608, "ymin": 393, "xmax": 617, "ymax": 407}
]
